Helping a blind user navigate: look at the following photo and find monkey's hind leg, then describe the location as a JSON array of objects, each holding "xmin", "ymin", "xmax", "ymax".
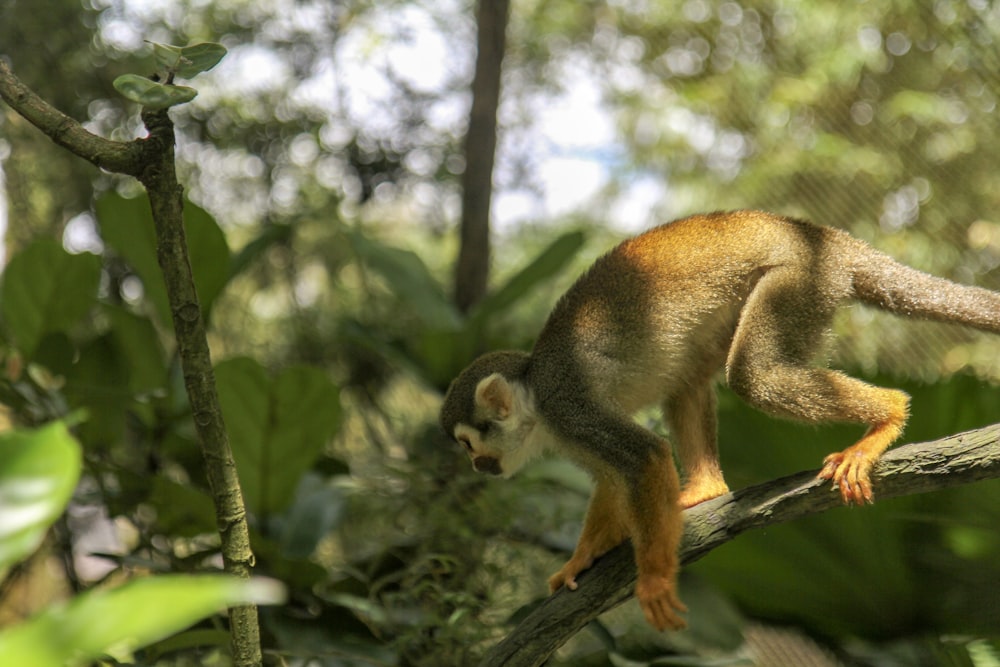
[
  {"xmin": 666, "ymin": 382, "xmax": 730, "ymax": 508},
  {"xmin": 726, "ymin": 267, "xmax": 911, "ymax": 505}
]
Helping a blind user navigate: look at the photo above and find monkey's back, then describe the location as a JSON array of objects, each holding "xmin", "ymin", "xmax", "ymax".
[{"xmin": 529, "ymin": 211, "xmax": 852, "ymax": 414}]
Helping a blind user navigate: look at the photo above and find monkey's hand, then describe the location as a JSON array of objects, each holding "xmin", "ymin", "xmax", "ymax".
[
  {"xmin": 636, "ymin": 574, "xmax": 688, "ymax": 631},
  {"xmin": 818, "ymin": 447, "xmax": 877, "ymax": 505},
  {"xmin": 547, "ymin": 553, "xmax": 595, "ymax": 593}
]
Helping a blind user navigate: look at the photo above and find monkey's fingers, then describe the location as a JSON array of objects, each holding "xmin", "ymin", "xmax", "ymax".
[
  {"xmin": 548, "ymin": 556, "xmax": 592, "ymax": 593},
  {"xmin": 547, "ymin": 572, "xmax": 578, "ymax": 593},
  {"xmin": 817, "ymin": 453, "xmax": 840, "ymax": 481},
  {"xmin": 636, "ymin": 575, "xmax": 688, "ymax": 632}
]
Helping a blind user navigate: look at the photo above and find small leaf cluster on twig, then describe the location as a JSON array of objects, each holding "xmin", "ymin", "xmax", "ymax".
[{"xmin": 113, "ymin": 41, "xmax": 227, "ymax": 110}]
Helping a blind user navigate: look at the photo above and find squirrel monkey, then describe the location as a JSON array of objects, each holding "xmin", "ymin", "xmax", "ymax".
[{"xmin": 439, "ymin": 210, "xmax": 1000, "ymax": 631}]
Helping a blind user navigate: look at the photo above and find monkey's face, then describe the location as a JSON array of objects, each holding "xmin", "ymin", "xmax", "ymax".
[
  {"xmin": 452, "ymin": 423, "xmax": 507, "ymax": 476},
  {"xmin": 445, "ymin": 372, "xmax": 544, "ymax": 478}
]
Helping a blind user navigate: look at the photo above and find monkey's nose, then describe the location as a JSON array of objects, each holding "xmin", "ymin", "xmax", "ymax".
[{"xmin": 472, "ymin": 456, "xmax": 502, "ymax": 476}]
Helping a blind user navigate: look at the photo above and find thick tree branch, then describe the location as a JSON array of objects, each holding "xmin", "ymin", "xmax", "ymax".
[{"xmin": 480, "ymin": 423, "xmax": 1000, "ymax": 667}]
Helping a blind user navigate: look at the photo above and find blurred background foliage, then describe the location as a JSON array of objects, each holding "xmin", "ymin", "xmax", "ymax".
[{"xmin": 1, "ymin": 0, "xmax": 999, "ymax": 665}]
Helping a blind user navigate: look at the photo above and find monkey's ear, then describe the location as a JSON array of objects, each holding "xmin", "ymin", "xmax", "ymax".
[{"xmin": 474, "ymin": 373, "xmax": 515, "ymax": 420}]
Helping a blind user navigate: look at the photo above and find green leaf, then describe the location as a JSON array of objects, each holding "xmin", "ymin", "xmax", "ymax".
[
  {"xmin": 0, "ymin": 422, "xmax": 82, "ymax": 574},
  {"xmin": 348, "ymin": 230, "xmax": 462, "ymax": 330},
  {"xmin": 275, "ymin": 473, "xmax": 347, "ymax": 559},
  {"xmin": 149, "ymin": 41, "xmax": 227, "ymax": 79},
  {"xmin": 184, "ymin": 201, "xmax": 233, "ymax": 316},
  {"xmin": 96, "ymin": 192, "xmax": 232, "ymax": 324},
  {"xmin": 148, "ymin": 477, "xmax": 217, "ymax": 537},
  {"xmin": 469, "ymin": 229, "xmax": 585, "ymax": 325},
  {"xmin": 113, "ymin": 74, "xmax": 197, "ymax": 109},
  {"xmin": 149, "ymin": 42, "xmax": 185, "ymax": 72},
  {"xmin": 0, "ymin": 575, "xmax": 284, "ymax": 667},
  {"xmin": 175, "ymin": 42, "xmax": 228, "ymax": 78},
  {"xmin": 215, "ymin": 358, "xmax": 342, "ymax": 515},
  {"xmin": 63, "ymin": 334, "xmax": 130, "ymax": 449},
  {"xmin": 0, "ymin": 240, "xmax": 101, "ymax": 358},
  {"xmin": 102, "ymin": 304, "xmax": 167, "ymax": 394},
  {"xmin": 96, "ymin": 193, "xmax": 166, "ymax": 321}
]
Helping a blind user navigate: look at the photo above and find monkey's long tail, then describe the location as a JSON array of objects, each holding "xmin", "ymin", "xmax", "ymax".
[{"xmin": 850, "ymin": 243, "xmax": 1000, "ymax": 335}]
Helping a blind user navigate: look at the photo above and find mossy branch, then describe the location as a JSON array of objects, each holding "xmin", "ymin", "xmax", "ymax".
[
  {"xmin": 479, "ymin": 423, "xmax": 1000, "ymax": 667},
  {"xmin": 0, "ymin": 58, "xmax": 263, "ymax": 667}
]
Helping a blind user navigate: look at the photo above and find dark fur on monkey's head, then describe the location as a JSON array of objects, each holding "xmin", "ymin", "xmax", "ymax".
[{"xmin": 439, "ymin": 350, "xmax": 530, "ymax": 438}]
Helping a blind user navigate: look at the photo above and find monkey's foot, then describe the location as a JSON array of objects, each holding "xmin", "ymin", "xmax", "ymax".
[
  {"xmin": 679, "ymin": 479, "xmax": 730, "ymax": 509},
  {"xmin": 818, "ymin": 447, "xmax": 877, "ymax": 505},
  {"xmin": 636, "ymin": 574, "xmax": 687, "ymax": 631}
]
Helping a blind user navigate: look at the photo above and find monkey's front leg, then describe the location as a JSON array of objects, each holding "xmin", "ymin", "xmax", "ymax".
[
  {"xmin": 548, "ymin": 477, "xmax": 628, "ymax": 593},
  {"xmin": 625, "ymin": 452, "xmax": 687, "ymax": 631}
]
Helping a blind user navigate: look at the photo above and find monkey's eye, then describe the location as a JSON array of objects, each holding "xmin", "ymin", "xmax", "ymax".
[{"xmin": 457, "ymin": 436, "xmax": 473, "ymax": 453}]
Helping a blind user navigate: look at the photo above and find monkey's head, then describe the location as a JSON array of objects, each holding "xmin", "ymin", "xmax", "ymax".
[{"xmin": 440, "ymin": 350, "xmax": 542, "ymax": 478}]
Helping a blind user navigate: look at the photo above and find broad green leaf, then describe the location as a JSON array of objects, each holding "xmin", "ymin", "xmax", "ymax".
[
  {"xmin": 149, "ymin": 42, "xmax": 227, "ymax": 79},
  {"xmin": 0, "ymin": 240, "xmax": 101, "ymax": 358},
  {"xmin": 275, "ymin": 473, "xmax": 347, "ymax": 559},
  {"xmin": 149, "ymin": 41, "xmax": 185, "ymax": 71},
  {"xmin": 468, "ymin": 229, "xmax": 585, "ymax": 326},
  {"xmin": 184, "ymin": 201, "xmax": 232, "ymax": 316},
  {"xmin": 0, "ymin": 422, "xmax": 82, "ymax": 573},
  {"xmin": 113, "ymin": 74, "xmax": 197, "ymax": 109},
  {"xmin": 175, "ymin": 42, "xmax": 228, "ymax": 78},
  {"xmin": 148, "ymin": 477, "xmax": 216, "ymax": 537},
  {"xmin": 62, "ymin": 334, "xmax": 130, "ymax": 450},
  {"xmin": 215, "ymin": 358, "xmax": 341, "ymax": 515},
  {"xmin": 0, "ymin": 575, "xmax": 284, "ymax": 667},
  {"xmin": 413, "ymin": 328, "xmax": 476, "ymax": 389},
  {"xmin": 102, "ymin": 304, "xmax": 166, "ymax": 394},
  {"xmin": 348, "ymin": 230, "xmax": 462, "ymax": 330},
  {"xmin": 96, "ymin": 193, "xmax": 166, "ymax": 321},
  {"xmin": 96, "ymin": 192, "xmax": 231, "ymax": 324}
]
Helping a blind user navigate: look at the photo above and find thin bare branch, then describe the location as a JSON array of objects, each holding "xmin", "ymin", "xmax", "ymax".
[
  {"xmin": 479, "ymin": 423, "xmax": 1000, "ymax": 667},
  {"xmin": 0, "ymin": 58, "xmax": 141, "ymax": 175},
  {"xmin": 1, "ymin": 55, "xmax": 263, "ymax": 666}
]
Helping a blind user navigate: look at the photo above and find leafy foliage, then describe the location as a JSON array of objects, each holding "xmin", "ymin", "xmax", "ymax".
[
  {"xmin": 215, "ymin": 357, "xmax": 341, "ymax": 516},
  {"xmin": 0, "ymin": 423, "xmax": 282, "ymax": 665},
  {"xmin": 0, "ymin": 197, "xmax": 346, "ymax": 661},
  {"xmin": 0, "ymin": 241, "xmax": 100, "ymax": 358},
  {"xmin": 0, "ymin": 422, "xmax": 81, "ymax": 575},
  {"xmin": 96, "ymin": 191, "xmax": 232, "ymax": 323},
  {"xmin": 113, "ymin": 41, "xmax": 226, "ymax": 109},
  {"xmin": 347, "ymin": 227, "xmax": 585, "ymax": 389},
  {"xmin": 0, "ymin": 575, "xmax": 283, "ymax": 666}
]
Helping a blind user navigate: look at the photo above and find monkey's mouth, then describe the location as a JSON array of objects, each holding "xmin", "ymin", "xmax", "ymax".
[{"xmin": 472, "ymin": 456, "xmax": 502, "ymax": 476}]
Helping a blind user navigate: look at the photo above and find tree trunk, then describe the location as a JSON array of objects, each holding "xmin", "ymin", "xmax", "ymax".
[{"xmin": 454, "ymin": 0, "xmax": 510, "ymax": 313}]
